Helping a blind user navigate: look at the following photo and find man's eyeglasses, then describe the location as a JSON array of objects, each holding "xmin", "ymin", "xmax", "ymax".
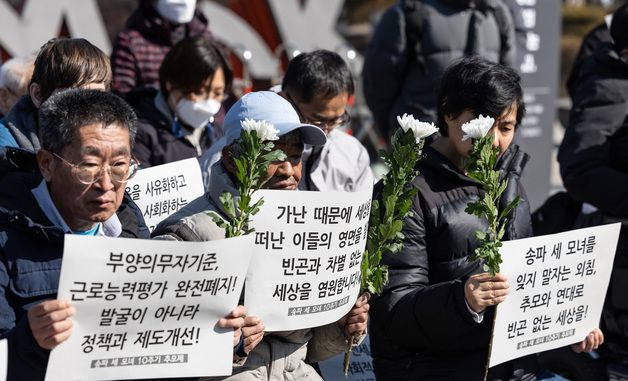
[
  {"xmin": 307, "ymin": 112, "xmax": 351, "ymax": 129},
  {"xmin": 52, "ymin": 153, "xmax": 139, "ymax": 185},
  {"xmin": 286, "ymin": 93, "xmax": 351, "ymax": 130}
]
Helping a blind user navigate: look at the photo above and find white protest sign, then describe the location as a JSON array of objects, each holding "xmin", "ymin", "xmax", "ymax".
[
  {"xmin": 246, "ymin": 189, "xmax": 372, "ymax": 331},
  {"xmin": 125, "ymin": 158, "xmax": 205, "ymax": 231},
  {"xmin": 490, "ymin": 223, "xmax": 621, "ymax": 367},
  {"xmin": 0, "ymin": 339, "xmax": 6, "ymax": 381},
  {"xmin": 45, "ymin": 234, "xmax": 255, "ymax": 381},
  {"xmin": 319, "ymin": 335, "xmax": 375, "ymax": 381}
]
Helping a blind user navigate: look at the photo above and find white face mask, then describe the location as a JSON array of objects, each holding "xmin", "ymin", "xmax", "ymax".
[
  {"xmin": 155, "ymin": 0, "xmax": 196, "ymax": 24},
  {"xmin": 176, "ymin": 98, "xmax": 221, "ymax": 129}
]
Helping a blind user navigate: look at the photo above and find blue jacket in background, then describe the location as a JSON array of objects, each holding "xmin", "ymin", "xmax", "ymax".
[
  {"xmin": 1, "ymin": 95, "xmax": 40, "ymax": 151},
  {"xmin": 0, "ymin": 122, "xmax": 18, "ymax": 148}
]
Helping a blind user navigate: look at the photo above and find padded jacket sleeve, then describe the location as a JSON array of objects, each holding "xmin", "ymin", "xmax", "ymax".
[
  {"xmin": 306, "ymin": 322, "xmax": 350, "ymax": 363},
  {"xmin": 0, "ymin": 249, "xmax": 49, "ymax": 381},
  {"xmin": 369, "ymin": 195, "xmax": 491, "ymax": 353}
]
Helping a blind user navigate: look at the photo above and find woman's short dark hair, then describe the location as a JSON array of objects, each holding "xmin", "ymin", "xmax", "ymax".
[
  {"xmin": 30, "ymin": 38, "xmax": 112, "ymax": 102},
  {"xmin": 159, "ymin": 37, "xmax": 233, "ymax": 98},
  {"xmin": 436, "ymin": 56, "xmax": 525, "ymax": 136},
  {"xmin": 282, "ymin": 50, "xmax": 354, "ymax": 103}
]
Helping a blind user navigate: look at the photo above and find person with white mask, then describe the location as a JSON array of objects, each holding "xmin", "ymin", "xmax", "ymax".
[
  {"xmin": 131, "ymin": 36, "xmax": 232, "ymax": 167},
  {"xmin": 155, "ymin": 0, "xmax": 197, "ymax": 24},
  {"xmin": 110, "ymin": 0, "xmax": 211, "ymax": 96}
]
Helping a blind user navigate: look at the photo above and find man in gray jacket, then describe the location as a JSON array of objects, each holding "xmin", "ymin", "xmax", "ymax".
[
  {"xmin": 153, "ymin": 91, "xmax": 369, "ymax": 381},
  {"xmin": 281, "ymin": 50, "xmax": 373, "ymax": 192}
]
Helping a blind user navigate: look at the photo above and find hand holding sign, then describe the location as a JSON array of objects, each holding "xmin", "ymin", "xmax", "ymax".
[
  {"xmin": 241, "ymin": 315, "xmax": 265, "ymax": 354},
  {"xmin": 464, "ymin": 273, "xmax": 510, "ymax": 313},
  {"xmin": 45, "ymin": 235, "xmax": 256, "ymax": 381},
  {"xmin": 217, "ymin": 305, "xmax": 265, "ymax": 357},
  {"xmin": 27, "ymin": 300, "xmax": 75, "ymax": 350},
  {"xmin": 571, "ymin": 328, "xmax": 604, "ymax": 353},
  {"xmin": 489, "ymin": 224, "xmax": 620, "ymax": 368},
  {"xmin": 338, "ymin": 293, "xmax": 369, "ymax": 339},
  {"xmin": 217, "ymin": 305, "xmax": 248, "ymax": 347}
]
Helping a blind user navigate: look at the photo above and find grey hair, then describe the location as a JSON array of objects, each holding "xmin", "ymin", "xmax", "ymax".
[
  {"xmin": 0, "ymin": 55, "xmax": 35, "ymax": 94},
  {"xmin": 38, "ymin": 88, "xmax": 138, "ymax": 154}
]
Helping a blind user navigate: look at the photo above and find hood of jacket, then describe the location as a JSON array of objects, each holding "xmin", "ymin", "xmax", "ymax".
[
  {"xmin": 206, "ymin": 161, "xmax": 241, "ymax": 219},
  {"xmin": 133, "ymin": 88, "xmax": 172, "ymax": 130},
  {"xmin": 0, "ymin": 148, "xmax": 65, "ymax": 243}
]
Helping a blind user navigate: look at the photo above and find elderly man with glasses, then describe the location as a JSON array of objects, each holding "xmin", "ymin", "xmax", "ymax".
[{"xmin": 0, "ymin": 89, "xmax": 149, "ymax": 380}]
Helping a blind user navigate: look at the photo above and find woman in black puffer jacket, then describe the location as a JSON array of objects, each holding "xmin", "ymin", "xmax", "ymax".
[{"xmin": 369, "ymin": 57, "xmax": 603, "ymax": 381}]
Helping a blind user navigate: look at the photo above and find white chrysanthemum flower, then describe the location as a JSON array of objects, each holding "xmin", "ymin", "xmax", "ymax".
[
  {"xmin": 461, "ymin": 115, "xmax": 495, "ymax": 141},
  {"xmin": 396, "ymin": 113, "xmax": 439, "ymax": 142},
  {"xmin": 240, "ymin": 118, "xmax": 279, "ymax": 141}
]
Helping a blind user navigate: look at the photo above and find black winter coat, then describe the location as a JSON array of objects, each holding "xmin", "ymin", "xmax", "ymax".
[
  {"xmin": 559, "ymin": 43, "xmax": 628, "ymax": 218},
  {"xmin": 362, "ymin": 0, "xmax": 516, "ymax": 139},
  {"xmin": 565, "ymin": 23, "xmax": 612, "ymax": 100},
  {"xmin": 558, "ymin": 42, "xmax": 628, "ymax": 359},
  {"xmin": 369, "ymin": 144, "xmax": 536, "ymax": 381}
]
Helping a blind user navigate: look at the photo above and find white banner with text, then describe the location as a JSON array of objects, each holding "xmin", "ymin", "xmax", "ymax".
[
  {"xmin": 125, "ymin": 158, "xmax": 205, "ymax": 231},
  {"xmin": 45, "ymin": 234, "xmax": 255, "ymax": 381},
  {"xmin": 490, "ymin": 223, "xmax": 621, "ymax": 367},
  {"xmin": 246, "ymin": 189, "xmax": 372, "ymax": 331}
]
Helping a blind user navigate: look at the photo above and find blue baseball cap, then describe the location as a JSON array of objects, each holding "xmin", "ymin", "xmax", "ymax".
[{"xmin": 222, "ymin": 91, "xmax": 327, "ymax": 147}]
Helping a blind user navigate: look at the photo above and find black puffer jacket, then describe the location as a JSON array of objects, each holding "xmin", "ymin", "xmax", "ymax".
[{"xmin": 369, "ymin": 144, "xmax": 535, "ymax": 381}]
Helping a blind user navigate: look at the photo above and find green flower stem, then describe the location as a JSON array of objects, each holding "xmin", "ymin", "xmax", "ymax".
[
  {"xmin": 464, "ymin": 134, "xmax": 520, "ymax": 276},
  {"xmin": 360, "ymin": 128, "xmax": 424, "ymax": 295},
  {"xmin": 345, "ymin": 127, "xmax": 426, "ymax": 376},
  {"xmin": 210, "ymin": 130, "xmax": 285, "ymax": 238},
  {"xmin": 463, "ymin": 134, "xmax": 520, "ymax": 381}
]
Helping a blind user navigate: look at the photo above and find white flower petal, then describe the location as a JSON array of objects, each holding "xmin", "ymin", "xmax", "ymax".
[
  {"xmin": 460, "ymin": 115, "xmax": 494, "ymax": 141},
  {"xmin": 240, "ymin": 118, "xmax": 280, "ymax": 141},
  {"xmin": 396, "ymin": 113, "xmax": 438, "ymax": 142}
]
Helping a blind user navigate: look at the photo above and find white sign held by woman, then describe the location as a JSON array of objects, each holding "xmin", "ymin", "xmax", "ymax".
[{"xmin": 490, "ymin": 223, "xmax": 621, "ymax": 367}]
